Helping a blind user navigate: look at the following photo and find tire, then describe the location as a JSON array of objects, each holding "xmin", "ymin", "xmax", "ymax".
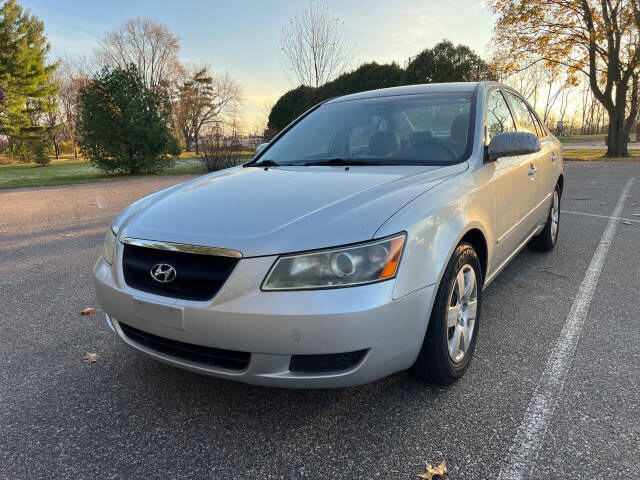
[
  {"xmin": 410, "ymin": 242, "xmax": 482, "ymax": 385},
  {"xmin": 528, "ymin": 185, "xmax": 560, "ymax": 252}
]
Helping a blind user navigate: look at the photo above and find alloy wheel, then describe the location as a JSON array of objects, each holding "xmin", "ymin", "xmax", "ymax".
[
  {"xmin": 550, "ymin": 190, "xmax": 559, "ymax": 242},
  {"xmin": 446, "ymin": 264, "xmax": 478, "ymax": 363}
]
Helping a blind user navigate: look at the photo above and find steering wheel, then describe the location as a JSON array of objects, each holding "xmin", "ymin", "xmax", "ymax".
[{"xmin": 409, "ymin": 141, "xmax": 458, "ymax": 161}]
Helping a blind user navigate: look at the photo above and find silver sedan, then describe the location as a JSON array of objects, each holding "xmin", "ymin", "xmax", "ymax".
[{"xmin": 93, "ymin": 81, "xmax": 563, "ymax": 387}]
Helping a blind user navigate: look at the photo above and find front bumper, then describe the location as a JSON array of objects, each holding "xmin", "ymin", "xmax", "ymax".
[{"xmin": 93, "ymin": 245, "xmax": 436, "ymax": 388}]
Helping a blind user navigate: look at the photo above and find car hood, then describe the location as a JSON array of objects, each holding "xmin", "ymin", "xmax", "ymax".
[{"xmin": 116, "ymin": 163, "xmax": 467, "ymax": 257}]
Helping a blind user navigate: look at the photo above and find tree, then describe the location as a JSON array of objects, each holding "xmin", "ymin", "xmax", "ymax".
[
  {"xmin": 489, "ymin": 0, "xmax": 640, "ymax": 157},
  {"xmin": 0, "ymin": 0, "xmax": 57, "ymax": 145},
  {"xmin": 96, "ymin": 18, "xmax": 180, "ymax": 91},
  {"xmin": 405, "ymin": 40, "xmax": 496, "ymax": 84},
  {"xmin": 173, "ymin": 66, "xmax": 241, "ymax": 153},
  {"xmin": 198, "ymin": 129, "xmax": 243, "ymax": 172},
  {"xmin": 280, "ymin": 0, "xmax": 352, "ymax": 88},
  {"xmin": 56, "ymin": 60, "xmax": 87, "ymax": 159},
  {"xmin": 78, "ymin": 65, "xmax": 180, "ymax": 173},
  {"xmin": 269, "ymin": 41, "xmax": 492, "ymax": 131}
]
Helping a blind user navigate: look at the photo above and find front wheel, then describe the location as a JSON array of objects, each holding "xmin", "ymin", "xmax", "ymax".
[
  {"xmin": 529, "ymin": 185, "xmax": 560, "ymax": 252},
  {"xmin": 410, "ymin": 243, "xmax": 482, "ymax": 385}
]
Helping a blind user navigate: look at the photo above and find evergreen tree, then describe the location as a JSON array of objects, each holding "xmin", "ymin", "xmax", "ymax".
[
  {"xmin": 268, "ymin": 41, "xmax": 494, "ymax": 131},
  {"xmin": 78, "ymin": 65, "xmax": 180, "ymax": 174},
  {"xmin": 0, "ymin": 0, "xmax": 57, "ymax": 145},
  {"xmin": 405, "ymin": 40, "xmax": 495, "ymax": 84}
]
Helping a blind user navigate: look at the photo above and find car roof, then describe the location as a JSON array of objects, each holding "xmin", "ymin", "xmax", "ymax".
[{"xmin": 325, "ymin": 81, "xmax": 500, "ymax": 104}]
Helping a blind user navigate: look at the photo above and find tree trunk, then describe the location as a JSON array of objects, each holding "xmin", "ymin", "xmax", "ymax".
[
  {"xmin": 606, "ymin": 107, "xmax": 629, "ymax": 157},
  {"xmin": 185, "ymin": 136, "xmax": 192, "ymax": 152},
  {"xmin": 73, "ymin": 142, "xmax": 77, "ymax": 160},
  {"xmin": 195, "ymin": 134, "xmax": 199, "ymax": 155}
]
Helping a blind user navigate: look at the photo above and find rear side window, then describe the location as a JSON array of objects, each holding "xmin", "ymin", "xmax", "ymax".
[
  {"xmin": 486, "ymin": 90, "xmax": 516, "ymax": 141},
  {"xmin": 529, "ymin": 108, "xmax": 547, "ymax": 137},
  {"xmin": 505, "ymin": 92, "xmax": 539, "ymax": 136}
]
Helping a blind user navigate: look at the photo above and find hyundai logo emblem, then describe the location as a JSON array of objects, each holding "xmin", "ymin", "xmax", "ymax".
[{"xmin": 150, "ymin": 263, "xmax": 177, "ymax": 284}]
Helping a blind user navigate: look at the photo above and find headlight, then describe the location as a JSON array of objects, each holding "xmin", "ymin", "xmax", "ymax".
[
  {"xmin": 103, "ymin": 229, "xmax": 117, "ymax": 265},
  {"xmin": 262, "ymin": 234, "xmax": 406, "ymax": 290}
]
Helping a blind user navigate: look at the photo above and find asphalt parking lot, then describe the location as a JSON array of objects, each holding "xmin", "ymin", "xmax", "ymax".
[{"xmin": 1, "ymin": 161, "xmax": 639, "ymax": 480}]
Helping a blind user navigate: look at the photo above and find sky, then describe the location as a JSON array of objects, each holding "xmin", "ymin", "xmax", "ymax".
[{"xmin": 20, "ymin": 0, "xmax": 497, "ymax": 132}]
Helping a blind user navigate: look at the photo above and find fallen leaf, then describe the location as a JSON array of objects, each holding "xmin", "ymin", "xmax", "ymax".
[
  {"xmin": 622, "ymin": 221, "xmax": 632, "ymax": 225},
  {"xmin": 63, "ymin": 233, "xmax": 75, "ymax": 237},
  {"xmin": 417, "ymin": 460, "xmax": 447, "ymax": 479},
  {"xmin": 80, "ymin": 307, "xmax": 96, "ymax": 316},
  {"xmin": 632, "ymin": 214, "xmax": 640, "ymax": 217},
  {"xmin": 83, "ymin": 352, "xmax": 102, "ymax": 364}
]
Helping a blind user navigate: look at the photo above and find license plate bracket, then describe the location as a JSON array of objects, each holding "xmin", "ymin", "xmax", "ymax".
[{"xmin": 132, "ymin": 297, "xmax": 184, "ymax": 331}]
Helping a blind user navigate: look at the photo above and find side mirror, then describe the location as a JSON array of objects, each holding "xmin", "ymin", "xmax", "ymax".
[
  {"xmin": 487, "ymin": 132, "xmax": 541, "ymax": 161},
  {"xmin": 255, "ymin": 142, "xmax": 268, "ymax": 155}
]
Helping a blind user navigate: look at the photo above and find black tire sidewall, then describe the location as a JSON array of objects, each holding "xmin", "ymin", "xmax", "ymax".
[{"xmin": 420, "ymin": 243, "xmax": 483, "ymax": 382}]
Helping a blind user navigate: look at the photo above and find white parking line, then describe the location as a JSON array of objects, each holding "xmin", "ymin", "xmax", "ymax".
[
  {"xmin": 498, "ymin": 177, "xmax": 635, "ymax": 480},
  {"xmin": 95, "ymin": 196, "xmax": 103, "ymax": 209},
  {"xmin": 562, "ymin": 210, "xmax": 640, "ymax": 224}
]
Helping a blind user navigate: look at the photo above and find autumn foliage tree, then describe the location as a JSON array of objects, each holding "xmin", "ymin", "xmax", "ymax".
[{"xmin": 489, "ymin": 0, "xmax": 640, "ymax": 157}]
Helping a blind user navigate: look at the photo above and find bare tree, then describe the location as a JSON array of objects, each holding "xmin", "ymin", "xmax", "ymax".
[
  {"xmin": 96, "ymin": 18, "xmax": 180, "ymax": 90},
  {"xmin": 198, "ymin": 128, "xmax": 243, "ymax": 172},
  {"xmin": 280, "ymin": 0, "xmax": 352, "ymax": 88},
  {"xmin": 173, "ymin": 65, "xmax": 242, "ymax": 153},
  {"xmin": 54, "ymin": 59, "xmax": 87, "ymax": 159},
  {"xmin": 41, "ymin": 72, "xmax": 63, "ymax": 159}
]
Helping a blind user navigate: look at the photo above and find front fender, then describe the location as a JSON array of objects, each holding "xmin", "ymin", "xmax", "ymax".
[{"xmin": 375, "ymin": 164, "xmax": 496, "ymax": 300}]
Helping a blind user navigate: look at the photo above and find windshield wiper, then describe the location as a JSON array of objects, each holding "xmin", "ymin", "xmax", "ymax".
[
  {"xmin": 251, "ymin": 159, "xmax": 280, "ymax": 167},
  {"xmin": 295, "ymin": 158, "xmax": 381, "ymax": 166}
]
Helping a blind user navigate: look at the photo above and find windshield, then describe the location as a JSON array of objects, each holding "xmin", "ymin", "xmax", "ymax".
[{"xmin": 258, "ymin": 92, "xmax": 474, "ymax": 166}]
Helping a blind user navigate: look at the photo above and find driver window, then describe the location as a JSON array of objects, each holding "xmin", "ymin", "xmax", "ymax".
[{"xmin": 486, "ymin": 90, "xmax": 516, "ymax": 143}]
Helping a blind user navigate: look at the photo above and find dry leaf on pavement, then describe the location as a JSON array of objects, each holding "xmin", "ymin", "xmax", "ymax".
[
  {"xmin": 417, "ymin": 460, "xmax": 447, "ymax": 479},
  {"xmin": 632, "ymin": 214, "xmax": 640, "ymax": 217},
  {"xmin": 80, "ymin": 307, "xmax": 96, "ymax": 316},
  {"xmin": 63, "ymin": 233, "xmax": 75, "ymax": 237},
  {"xmin": 83, "ymin": 352, "xmax": 102, "ymax": 364},
  {"xmin": 622, "ymin": 221, "xmax": 632, "ymax": 225}
]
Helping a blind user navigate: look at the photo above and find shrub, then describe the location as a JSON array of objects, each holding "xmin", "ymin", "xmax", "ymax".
[
  {"xmin": 198, "ymin": 132, "xmax": 244, "ymax": 172},
  {"xmin": 30, "ymin": 140, "xmax": 50, "ymax": 166},
  {"xmin": 2, "ymin": 141, "xmax": 49, "ymax": 165},
  {"xmin": 78, "ymin": 65, "xmax": 179, "ymax": 174}
]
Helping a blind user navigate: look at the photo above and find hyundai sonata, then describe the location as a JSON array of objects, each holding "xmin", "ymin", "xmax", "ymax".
[{"xmin": 94, "ymin": 81, "xmax": 563, "ymax": 387}]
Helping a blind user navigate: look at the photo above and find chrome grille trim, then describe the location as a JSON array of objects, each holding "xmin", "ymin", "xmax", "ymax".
[{"xmin": 121, "ymin": 238, "xmax": 243, "ymax": 258}]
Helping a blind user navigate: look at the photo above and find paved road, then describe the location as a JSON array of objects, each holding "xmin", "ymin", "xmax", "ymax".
[{"xmin": 1, "ymin": 164, "xmax": 639, "ymax": 479}]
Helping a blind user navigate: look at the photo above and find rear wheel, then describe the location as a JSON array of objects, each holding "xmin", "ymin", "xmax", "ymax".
[
  {"xmin": 410, "ymin": 243, "xmax": 482, "ymax": 384},
  {"xmin": 529, "ymin": 185, "xmax": 560, "ymax": 252}
]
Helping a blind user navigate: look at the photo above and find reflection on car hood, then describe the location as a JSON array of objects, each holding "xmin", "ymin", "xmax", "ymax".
[{"xmin": 117, "ymin": 163, "xmax": 467, "ymax": 257}]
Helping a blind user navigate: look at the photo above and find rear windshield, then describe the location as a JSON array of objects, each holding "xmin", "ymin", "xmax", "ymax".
[{"xmin": 260, "ymin": 92, "xmax": 474, "ymax": 166}]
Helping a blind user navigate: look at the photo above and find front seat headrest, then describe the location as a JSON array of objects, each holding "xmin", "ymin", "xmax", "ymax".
[
  {"xmin": 451, "ymin": 114, "xmax": 469, "ymax": 146},
  {"xmin": 368, "ymin": 130, "xmax": 401, "ymax": 157}
]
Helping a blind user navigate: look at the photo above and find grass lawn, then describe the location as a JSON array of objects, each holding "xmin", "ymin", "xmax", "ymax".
[
  {"xmin": 0, "ymin": 152, "xmax": 257, "ymax": 190},
  {"xmin": 562, "ymin": 149, "xmax": 640, "ymax": 162},
  {"xmin": 558, "ymin": 134, "xmax": 606, "ymax": 144},
  {"xmin": 0, "ymin": 156, "xmax": 205, "ymax": 190}
]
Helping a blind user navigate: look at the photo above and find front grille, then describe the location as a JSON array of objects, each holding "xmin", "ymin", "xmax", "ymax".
[
  {"xmin": 289, "ymin": 350, "xmax": 367, "ymax": 373},
  {"xmin": 122, "ymin": 244, "xmax": 238, "ymax": 301},
  {"xmin": 119, "ymin": 322, "xmax": 250, "ymax": 370}
]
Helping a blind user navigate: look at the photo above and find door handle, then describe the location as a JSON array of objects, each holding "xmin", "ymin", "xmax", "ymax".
[
  {"xmin": 551, "ymin": 152, "xmax": 557, "ymax": 163},
  {"xmin": 528, "ymin": 165, "xmax": 537, "ymax": 176}
]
